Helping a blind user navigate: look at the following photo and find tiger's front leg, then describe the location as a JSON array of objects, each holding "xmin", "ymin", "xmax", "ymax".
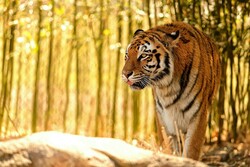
[{"xmin": 184, "ymin": 110, "xmax": 208, "ymax": 160}]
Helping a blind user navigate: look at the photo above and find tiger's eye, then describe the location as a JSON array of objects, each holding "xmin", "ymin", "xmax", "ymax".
[{"xmin": 147, "ymin": 57, "xmax": 152, "ymax": 62}]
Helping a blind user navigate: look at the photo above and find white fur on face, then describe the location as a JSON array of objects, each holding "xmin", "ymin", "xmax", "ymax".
[{"xmin": 137, "ymin": 43, "xmax": 154, "ymax": 59}]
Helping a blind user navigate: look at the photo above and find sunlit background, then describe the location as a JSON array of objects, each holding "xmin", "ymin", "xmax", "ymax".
[{"xmin": 0, "ymin": 0, "xmax": 249, "ymax": 144}]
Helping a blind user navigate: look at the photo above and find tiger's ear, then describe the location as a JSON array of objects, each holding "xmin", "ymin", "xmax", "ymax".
[
  {"xmin": 165, "ymin": 30, "xmax": 180, "ymax": 47},
  {"xmin": 169, "ymin": 30, "xmax": 179, "ymax": 40},
  {"xmin": 133, "ymin": 29, "xmax": 144, "ymax": 37}
]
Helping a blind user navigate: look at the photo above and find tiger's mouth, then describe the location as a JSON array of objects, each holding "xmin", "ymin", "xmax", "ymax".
[
  {"xmin": 122, "ymin": 74, "xmax": 150, "ymax": 90},
  {"xmin": 130, "ymin": 82, "xmax": 145, "ymax": 90},
  {"xmin": 129, "ymin": 80, "xmax": 149, "ymax": 90}
]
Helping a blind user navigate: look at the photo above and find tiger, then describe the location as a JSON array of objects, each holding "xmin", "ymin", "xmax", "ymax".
[{"xmin": 122, "ymin": 21, "xmax": 221, "ymax": 160}]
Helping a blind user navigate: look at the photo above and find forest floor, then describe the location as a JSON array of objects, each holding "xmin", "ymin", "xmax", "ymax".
[
  {"xmin": 201, "ymin": 141, "xmax": 250, "ymax": 167},
  {"xmin": 201, "ymin": 133, "xmax": 250, "ymax": 167},
  {"xmin": 135, "ymin": 133, "xmax": 250, "ymax": 167}
]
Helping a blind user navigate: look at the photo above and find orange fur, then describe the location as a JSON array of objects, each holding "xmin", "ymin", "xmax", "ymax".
[{"xmin": 122, "ymin": 22, "xmax": 221, "ymax": 160}]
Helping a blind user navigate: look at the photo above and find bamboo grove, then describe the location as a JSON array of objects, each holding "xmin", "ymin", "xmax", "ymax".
[{"xmin": 0, "ymin": 0, "xmax": 249, "ymax": 143}]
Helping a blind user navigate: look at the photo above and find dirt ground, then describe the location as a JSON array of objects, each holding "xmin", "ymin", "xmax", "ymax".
[
  {"xmin": 201, "ymin": 142, "xmax": 250, "ymax": 167},
  {"xmin": 135, "ymin": 134, "xmax": 250, "ymax": 167}
]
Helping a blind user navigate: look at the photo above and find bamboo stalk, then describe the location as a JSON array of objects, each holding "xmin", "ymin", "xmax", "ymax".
[
  {"xmin": 32, "ymin": 0, "xmax": 43, "ymax": 132},
  {"xmin": 74, "ymin": 0, "xmax": 81, "ymax": 134},
  {"xmin": 146, "ymin": 0, "xmax": 152, "ymax": 27},
  {"xmin": 111, "ymin": 1, "xmax": 123, "ymax": 138},
  {"xmin": 95, "ymin": 0, "xmax": 104, "ymax": 136},
  {"xmin": 4, "ymin": 0, "xmax": 16, "ymax": 135},
  {"xmin": 0, "ymin": 0, "xmax": 9, "ymax": 136},
  {"xmin": 45, "ymin": 0, "xmax": 55, "ymax": 130},
  {"xmin": 122, "ymin": 0, "xmax": 133, "ymax": 140}
]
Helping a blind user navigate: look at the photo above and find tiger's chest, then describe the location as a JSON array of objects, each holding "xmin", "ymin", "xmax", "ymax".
[{"xmin": 154, "ymin": 88, "xmax": 195, "ymax": 135}]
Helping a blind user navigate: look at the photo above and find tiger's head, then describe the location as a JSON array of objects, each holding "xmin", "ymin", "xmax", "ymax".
[{"xmin": 122, "ymin": 29, "xmax": 180, "ymax": 90}]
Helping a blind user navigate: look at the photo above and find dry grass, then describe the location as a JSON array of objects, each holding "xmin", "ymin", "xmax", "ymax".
[{"xmin": 132, "ymin": 122, "xmax": 186, "ymax": 158}]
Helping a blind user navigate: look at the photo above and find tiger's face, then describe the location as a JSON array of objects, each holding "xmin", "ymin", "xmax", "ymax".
[{"xmin": 122, "ymin": 29, "xmax": 179, "ymax": 90}]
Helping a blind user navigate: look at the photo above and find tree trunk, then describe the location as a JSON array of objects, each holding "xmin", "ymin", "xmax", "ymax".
[
  {"xmin": 111, "ymin": 0, "xmax": 123, "ymax": 138},
  {"xmin": 172, "ymin": 0, "xmax": 178, "ymax": 21},
  {"xmin": 145, "ymin": 0, "xmax": 152, "ymax": 27},
  {"xmin": 3, "ymin": 0, "xmax": 17, "ymax": 134},
  {"xmin": 123, "ymin": 0, "xmax": 133, "ymax": 140},
  {"xmin": 95, "ymin": 0, "xmax": 104, "ymax": 136},
  {"xmin": 177, "ymin": 0, "xmax": 183, "ymax": 20},
  {"xmin": 217, "ymin": 57, "xmax": 227, "ymax": 144},
  {"xmin": 73, "ymin": 0, "xmax": 81, "ymax": 135},
  {"xmin": 0, "ymin": 0, "xmax": 17, "ymax": 136},
  {"xmin": 32, "ymin": 0, "xmax": 42, "ymax": 132},
  {"xmin": 227, "ymin": 0, "xmax": 237, "ymax": 142},
  {"xmin": 45, "ymin": 0, "xmax": 55, "ymax": 130}
]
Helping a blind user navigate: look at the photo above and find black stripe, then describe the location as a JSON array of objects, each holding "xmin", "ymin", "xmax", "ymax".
[
  {"xmin": 164, "ymin": 61, "xmax": 192, "ymax": 108},
  {"xmin": 149, "ymin": 32, "xmax": 162, "ymax": 40},
  {"xmin": 183, "ymin": 45, "xmax": 200, "ymax": 98},
  {"xmin": 137, "ymin": 54, "xmax": 143, "ymax": 61},
  {"xmin": 144, "ymin": 40, "xmax": 150, "ymax": 45},
  {"xmin": 180, "ymin": 36, "xmax": 190, "ymax": 44},
  {"xmin": 144, "ymin": 49, "xmax": 151, "ymax": 53},
  {"xmin": 148, "ymin": 36, "xmax": 155, "ymax": 41},
  {"xmin": 152, "ymin": 49, "xmax": 157, "ymax": 53},
  {"xmin": 191, "ymin": 27, "xmax": 210, "ymax": 54},
  {"xmin": 164, "ymin": 23, "xmax": 176, "ymax": 27},
  {"xmin": 143, "ymin": 67, "xmax": 152, "ymax": 73},
  {"xmin": 146, "ymin": 64, "xmax": 156, "ymax": 68},
  {"xmin": 151, "ymin": 68, "xmax": 169, "ymax": 82},
  {"xmin": 181, "ymin": 27, "xmax": 214, "ymax": 109},
  {"xmin": 181, "ymin": 74, "xmax": 204, "ymax": 113},
  {"xmin": 155, "ymin": 53, "xmax": 161, "ymax": 68},
  {"xmin": 203, "ymin": 38, "xmax": 214, "ymax": 104},
  {"xmin": 151, "ymin": 53, "xmax": 170, "ymax": 82},
  {"xmin": 192, "ymin": 26, "xmax": 204, "ymax": 38},
  {"xmin": 156, "ymin": 28, "xmax": 168, "ymax": 35},
  {"xmin": 208, "ymin": 39, "xmax": 214, "ymax": 60},
  {"xmin": 138, "ymin": 34, "xmax": 146, "ymax": 39},
  {"xmin": 195, "ymin": 94, "xmax": 208, "ymax": 121},
  {"xmin": 148, "ymin": 32, "xmax": 166, "ymax": 48},
  {"xmin": 151, "ymin": 34, "xmax": 164, "ymax": 45},
  {"xmin": 164, "ymin": 53, "xmax": 170, "ymax": 72},
  {"xmin": 180, "ymin": 62, "xmax": 192, "ymax": 91},
  {"xmin": 162, "ymin": 68, "xmax": 170, "ymax": 75},
  {"xmin": 156, "ymin": 97, "xmax": 163, "ymax": 111},
  {"xmin": 186, "ymin": 29, "xmax": 196, "ymax": 38},
  {"xmin": 189, "ymin": 102, "xmax": 202, "ymax": 122},
  {"xmin": 183, "ymin": 25, "xmax": 208, "ymax": 99},
  {"xmin": 176, "ymin": 62, "xmax": 193, "ymax": 101},
  {"xmin": 205, "ymin": 36, "xmax": 219, "ymax": 104}
]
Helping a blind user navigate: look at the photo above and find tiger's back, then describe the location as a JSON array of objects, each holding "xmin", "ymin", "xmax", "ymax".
[{"xmin": 122, "ymin": 22, "xmax": 221, "ymax": 160}]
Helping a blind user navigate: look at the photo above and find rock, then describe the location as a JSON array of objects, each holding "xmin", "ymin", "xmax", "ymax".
[{"xmin": 0, "ymin": 131, "xmax": 207, "ymax": 167}]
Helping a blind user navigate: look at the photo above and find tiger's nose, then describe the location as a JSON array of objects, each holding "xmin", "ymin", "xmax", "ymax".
[{"xmin": 123, "ymin": 71, "xmax": 133, "ymax": 78}]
